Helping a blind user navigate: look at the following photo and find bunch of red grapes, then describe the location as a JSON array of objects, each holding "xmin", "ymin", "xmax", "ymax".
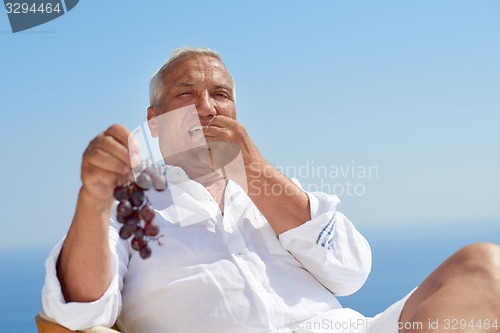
[{"xmin": 113, "ymin": 166, "xmax": 166, "ymax": 259}]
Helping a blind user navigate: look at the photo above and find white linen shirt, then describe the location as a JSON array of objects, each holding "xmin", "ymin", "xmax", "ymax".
[{"xmin": 42, "ymin": 166, "xmax": 372, "ymax": 333}]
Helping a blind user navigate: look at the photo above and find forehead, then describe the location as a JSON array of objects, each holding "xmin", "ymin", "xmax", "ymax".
[{"xmin": 161, "ymin": 55, "xmax": 233, "ymax": 89}]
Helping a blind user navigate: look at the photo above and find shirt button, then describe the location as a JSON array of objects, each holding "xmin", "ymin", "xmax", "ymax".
[
  {"xmin": 236, "ymin": 249, "xmax": 248, "ymax": 256},
  {"xmin": 225, "ymin": 226, "xmax": 233, "ymax": 232}
]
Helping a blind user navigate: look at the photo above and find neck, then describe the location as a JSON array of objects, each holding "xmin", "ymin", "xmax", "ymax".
[
  {"xmin": 194, "ymin": 169, "xmax": 226, "ymax": 187},
  {"xmin": 195, "ymin": 171, "xmax": 228, "ymax": 213}
]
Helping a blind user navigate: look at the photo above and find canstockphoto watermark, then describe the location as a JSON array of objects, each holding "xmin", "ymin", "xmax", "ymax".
[
  {"xmin": 3, "ymin": 0, "xmax": 79, "ymax": 33},
  {"xmin": 248, "ymin": 160, "xmax": 379, "ymax": 197},
  {"xmin": 289, "ymin": 318, "xmax": 372, "ymax": 331}
]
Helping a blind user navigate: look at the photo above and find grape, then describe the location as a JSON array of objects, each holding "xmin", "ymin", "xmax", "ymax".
[
  {"xmin": 136, "ymin": 172, "xmax": 153, "ymax": 189},
  {"xmin": 117, "ymin": 213, "xmax": 127, "ymax": 224},
  {"xmin": 139, "ymin": 245, "xmax": 152, "ymax": 259},
  {"xmin": 134, "ymin": 227, "xmax": 145, "ymax": 240},
  {"xmin": 119, "ymin": 224, "xmax": 135, "ymax": 239},
  {"xmin": 124, "ymin": 214, "xmax": 140, "ymax": 227},
  {"xmin": 125, "ymin": 209, "xmax": 139, "ymax": 222},
  {"xmin": 113, "ymin": 185, "xmax": 129, "ymax": 201},
  {"xmin": 140, "ymin": 203, "xmax": 155, "ymax": 223},
  {"xmin": 131, "ymin": 237, "xmax": 146, "ymax": 251},
  {"xmin": 117, "ymin": 200, "xmax": 132, "ymax": 217},
  {"xmin": 130, "ymin": 190, "xmax": 145, "ymax": 207},
  {"xmin": 143, "ymin": 165, "xmax": 166, "ymax": 191},
  {"xmin": 152, "ymin": 174, "xmax": 166, "ymax": 191},
  {"xmin": 144, "ymin": 222, "xmax": 160, "ymax": 237},
  {"xmin": 113, "ymin": 168, "xmax": 166, "ymax": 259}
]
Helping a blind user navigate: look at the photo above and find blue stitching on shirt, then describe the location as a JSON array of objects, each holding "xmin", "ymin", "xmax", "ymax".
[
  {"xmin": 324, "ymin": 220, "xmax": 337, "ymax": 251},
  {"xmin": 320, "ymin": 214, "xmax": 336, "ymax": 248},
  {"xmin": 316, "ymin": 213, "xmax": 336, "ymax": 247}
]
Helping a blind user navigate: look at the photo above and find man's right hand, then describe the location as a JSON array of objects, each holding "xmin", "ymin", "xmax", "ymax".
[
  {"xmin": 58, "ymin": 124, "xmax": 131, "ymax": 303},
  {"xmin": 80, "ymin": 124, "xmax": 132, "ymax": 205}
]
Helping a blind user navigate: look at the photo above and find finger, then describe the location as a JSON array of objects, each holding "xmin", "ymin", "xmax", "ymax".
[
  {"xmin": 82, "ymin": 165, "xmax": 128, "ymax": 188},
  {"xmin": 104, "ymin": 124, "xmax": 131, "ymax": 148},
  {"xmin": 84, "ymin": 147, "xmax": 131, "ymax": 175},
  {"xmin": 90, "ymin": 134, "xmax": 131, "ymax": 168},
  {"xmin": 204, "ymin": 115, "xmax": 234, "ymax": 128},
  {"xmin": 204, "ymin": 116, "xmax": 231, "ymax": 129},
  {"xmin": 202, "ymin": 126, "xmax": 222, "ymax": 140},
  {"xmin": 203, "ymin": 126, "xmax": 234, "ymax": 142}
]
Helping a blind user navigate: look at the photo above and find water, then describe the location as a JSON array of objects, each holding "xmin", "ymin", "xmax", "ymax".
[
  {"xmin": 0, "ymin": 247, "xmax": 49, "ymax": 333},
  {"xmin": 0, "ymin": 222, "xmax": 498, "ymax": 333},
  {"xmin": 339, "ymin": 223, "xmax": 498, "ymax": 316}
]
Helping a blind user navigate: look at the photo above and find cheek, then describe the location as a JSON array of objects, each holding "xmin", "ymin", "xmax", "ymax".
[
  {"xmin": 163, "ymin": 101, "xmax": 189, "ymax": 113},
  {"xmin": 160, "ymin": 96, "xmax": 197, "ymax": 114},
  {"xmin": 216, "ymin": 103, "xmax": 237, "ymax": 119}
]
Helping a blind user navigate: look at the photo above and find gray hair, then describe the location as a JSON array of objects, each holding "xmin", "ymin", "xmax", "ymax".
[{"xmin": 149, "ymin": 47, "xmax": 225, "ymax": 107}]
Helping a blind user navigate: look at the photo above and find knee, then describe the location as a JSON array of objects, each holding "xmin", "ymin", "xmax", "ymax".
[{"xmin": 451, "ymin": 242, "xmax": 500, "ymax": 280}]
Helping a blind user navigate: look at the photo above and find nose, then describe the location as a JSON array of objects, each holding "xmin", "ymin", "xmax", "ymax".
[{"xmin": 196, "ymin": 91, "xmax": 216, "ymax": 124}]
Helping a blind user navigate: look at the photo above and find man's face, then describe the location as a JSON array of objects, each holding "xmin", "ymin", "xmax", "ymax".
[
  {"xmin": 152, "ymin": 54, "xmax": 235, "ymax": 120},
  {"xmin": 146, "ymin": 55, "xmax": 237, "ymax": 176}
]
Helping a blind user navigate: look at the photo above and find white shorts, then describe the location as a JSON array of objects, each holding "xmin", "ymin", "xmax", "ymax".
[{"xmin": 291, "ymin": 288, "xmax": 417, "ymax": 333}]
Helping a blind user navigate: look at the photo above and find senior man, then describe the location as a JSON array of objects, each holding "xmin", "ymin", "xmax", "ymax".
[{"xmin": 42, "ymin": 47, "xmax": 499, "ymax": 333}]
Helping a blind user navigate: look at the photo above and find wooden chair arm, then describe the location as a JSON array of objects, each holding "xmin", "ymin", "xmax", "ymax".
[{"xmin": 35, "ymin": 312, "xmax": 121, "ymax": 333}]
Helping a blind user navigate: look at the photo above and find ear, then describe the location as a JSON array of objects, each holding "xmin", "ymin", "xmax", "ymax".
[{"xmin": 147, "ymin": 106, "xmax": 159, "ymax": 138}]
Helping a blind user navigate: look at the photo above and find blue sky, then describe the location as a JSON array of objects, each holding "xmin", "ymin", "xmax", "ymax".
[{"xmin": 0, "ymin": 0, "xmax": 498, "ymax": 249}]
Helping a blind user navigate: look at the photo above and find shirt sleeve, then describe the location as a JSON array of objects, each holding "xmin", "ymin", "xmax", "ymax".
[
  {"xmin": 278, "ymin": 187, "xmax": 372, "ymax": 296},
  {"xmin": 41, "ymin": 218, "xmax": 130, "ymax": 330}
]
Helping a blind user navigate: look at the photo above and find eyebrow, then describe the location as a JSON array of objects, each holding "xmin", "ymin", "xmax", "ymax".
[
  {"xmin": 173, "ymin": 82, "xmax": 234, "ymax": 94},
  {"xmin": 213, "ymin": 84, "xmax": 233, "ymax": 92},
  {"xmin": 174, "ymin": 82, "xmax": 196, "ymax": 88}
]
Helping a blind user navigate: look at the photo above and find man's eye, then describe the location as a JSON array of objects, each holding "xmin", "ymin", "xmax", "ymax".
[
  {"xmin": 214, "ymin": 92, "xmax": 229, "ymax": 99},
  {"xmin": 177, "ymin": 91, "xmax": 192, "ymax": 97}
]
